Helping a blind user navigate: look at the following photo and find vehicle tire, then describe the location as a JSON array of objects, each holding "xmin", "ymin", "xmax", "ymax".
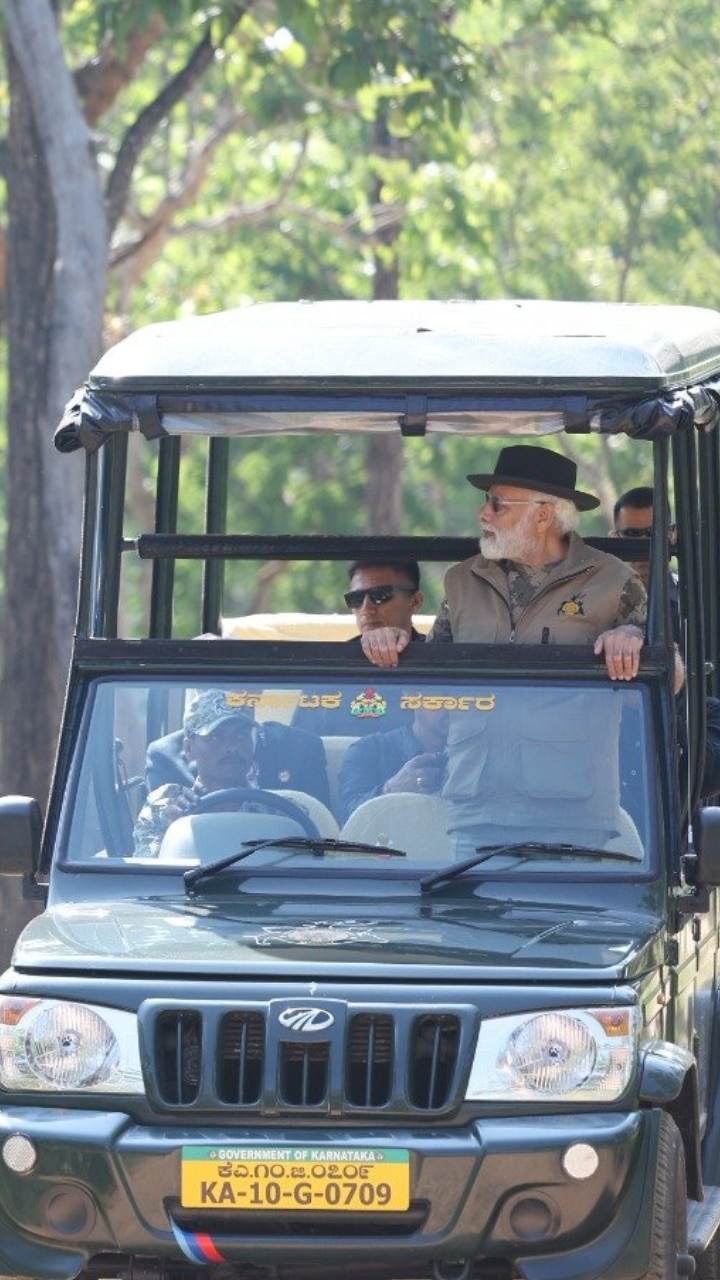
[{"xmin": 637, "ymin": 1112, "xmax": 689, "ymax": 1280}]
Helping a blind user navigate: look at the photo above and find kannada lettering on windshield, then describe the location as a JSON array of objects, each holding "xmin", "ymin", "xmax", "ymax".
[{"xmin": 212, "ymin": 688, "xmax": 496, "ymax": 715}]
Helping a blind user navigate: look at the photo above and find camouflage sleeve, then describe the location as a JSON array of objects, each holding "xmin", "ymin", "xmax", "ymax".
[
  {"xmin": 133, "ymin": 783, "xmax": 185, "ymax": 858},
  {"xmin": 615, "ymin": 573, "xmax": 648, "ymax": 630},
  {"xmin": 426, "ymin": 599, "xmax": 453, "ymax": 643}
]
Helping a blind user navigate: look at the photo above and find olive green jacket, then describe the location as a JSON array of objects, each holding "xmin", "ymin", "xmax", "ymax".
[{"xmin": 428, "ymin": 532, "xmax": 645, "ymax": 645}]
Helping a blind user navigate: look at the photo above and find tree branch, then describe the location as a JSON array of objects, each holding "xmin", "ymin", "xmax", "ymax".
[
  {"xmin": 74, "ymin": 15, "xmax": 167, "ymax": 125},
  {"xmin": 109, "ymin": 107, "xmax": 254, "ymax": 290},
  {"xmin": 105, "ymin": 6, "xmax": 249, "ymax": 235}
]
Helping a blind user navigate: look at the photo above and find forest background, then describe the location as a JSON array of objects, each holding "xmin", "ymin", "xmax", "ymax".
[{"xmin": 0, "ymin": 0, "xmax": 718, "ymax": 828}]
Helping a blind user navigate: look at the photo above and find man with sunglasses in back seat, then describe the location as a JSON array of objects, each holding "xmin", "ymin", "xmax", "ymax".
[
  {"xmin": 293, "ymin": 561, "xmax": 426, "ymax": 742},
  {"xmin": 610, "ymin": 485, "xmax": 720, "ymax": 800},
  {"xmin": 610, "ymin": 485, "xmax": 680, "ymax": 644},
  {"xmin": 345, "ymin": 560, "xmax": 426, "ymax": 648}
]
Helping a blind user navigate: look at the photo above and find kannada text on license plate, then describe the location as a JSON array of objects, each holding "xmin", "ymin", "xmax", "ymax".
[{"xmin": 181, "ymin": 1145, "xmax": 410, "ymax": 1211}]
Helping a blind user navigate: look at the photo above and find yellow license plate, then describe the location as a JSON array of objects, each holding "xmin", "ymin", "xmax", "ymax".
[{"xmin": 181, "ymin": 1145, "xmax": 410, "ymax": 1211}]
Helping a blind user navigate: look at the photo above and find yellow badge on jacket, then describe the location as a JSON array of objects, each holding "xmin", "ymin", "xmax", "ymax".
[{"xmin": 557, "ymin": 594, "xmax": 586, "ymax": 617}]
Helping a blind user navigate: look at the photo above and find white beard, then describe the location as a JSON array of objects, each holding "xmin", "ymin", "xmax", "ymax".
[{"xmin": 480, "ymin": 507, "xmax": 539, "ymax": 562}]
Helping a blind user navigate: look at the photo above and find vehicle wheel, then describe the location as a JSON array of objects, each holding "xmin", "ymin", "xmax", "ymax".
[
  {"xmin": 194, "ymin": 785, "xmax": 321, "ymax": 838},
  {"xmin": 637, "ymin": 1112, "xmax": 689, "ymax": 1280}
]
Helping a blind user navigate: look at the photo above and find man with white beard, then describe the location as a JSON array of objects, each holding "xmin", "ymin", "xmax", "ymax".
[
  {"xmin": 360, "ymin": 445, "xmax": 650, "ymax": 855},
  {"xmin": 360, "ymin": 444, "xmax": 647, "ymax": 678}
]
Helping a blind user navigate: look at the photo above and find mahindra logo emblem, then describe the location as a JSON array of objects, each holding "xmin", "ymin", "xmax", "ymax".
[{"xmin": 278, "ymin": 1006, "xmax": 334, "ymax": 1032}]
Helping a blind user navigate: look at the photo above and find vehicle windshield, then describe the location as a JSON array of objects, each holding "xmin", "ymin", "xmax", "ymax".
[{"xmin": 57, "ymin": 675, "xmax": 655, "ymax": 877}]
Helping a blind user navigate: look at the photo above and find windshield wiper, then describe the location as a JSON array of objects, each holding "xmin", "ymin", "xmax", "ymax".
[
  {"xmin": 184, "ymin": 836, "xmax": 407, "ymax": 892},
  {"xmin": 420, "ymin": 841, "xmax": 639, "ymax": 892}
]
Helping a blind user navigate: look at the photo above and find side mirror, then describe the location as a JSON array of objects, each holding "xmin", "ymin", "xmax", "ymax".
[
  {"xmin": 0, "ymin": 796, "xmax": 43, "ymax": 875},
  {"xmin": 692, "ymin": 806, "xmax": 720, "ymax": 886}
]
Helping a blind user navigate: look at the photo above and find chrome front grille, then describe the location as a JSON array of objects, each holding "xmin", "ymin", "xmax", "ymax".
[{"xmin": 143, "ymin": 1000, "xmax": 471, "ymax": 1115}]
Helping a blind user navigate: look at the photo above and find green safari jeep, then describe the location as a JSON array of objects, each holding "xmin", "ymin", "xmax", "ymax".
[{"xmin": 1, "ymin": 299, "xmax": 720, "ymax": 1280}]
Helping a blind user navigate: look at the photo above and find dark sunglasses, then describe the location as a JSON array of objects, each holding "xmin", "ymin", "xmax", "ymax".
[
  {"xmin": 616, "ymin": 527, "xmax": 653, "ymax": 540},
  {"xmin": 344, "ymin": 585, "xmax": 415, "ymax": 609}
]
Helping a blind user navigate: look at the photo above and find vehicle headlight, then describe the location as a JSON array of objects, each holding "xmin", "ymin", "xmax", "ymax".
[
  {"xmin": 0, "ymin": 998, "xmax": 143, "ymax": 1093},
  {"xmin": 466, "ymin": 1007, "xmax": 638, "ymax": 1102}
]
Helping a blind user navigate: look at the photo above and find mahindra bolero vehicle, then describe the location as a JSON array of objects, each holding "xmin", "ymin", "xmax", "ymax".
[{"xmin": 1, "ymin": 300, "xmax": 720, "ymax": 1280}]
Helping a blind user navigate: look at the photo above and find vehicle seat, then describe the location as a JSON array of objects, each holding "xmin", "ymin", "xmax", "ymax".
[
  {"xmin": 340, "ymin": 792, "xmax": 453, "ymax": 858},
  {"xmin": 269, "ymin": 790, "xmax": 340, "ymax": 838},
  {"xmin": 156, "ymin": 812, "xmax": 306, "ymax": 863},
  {"xmin": 321, "ymin": 735, "xmax": 358, "ymax": 819}
]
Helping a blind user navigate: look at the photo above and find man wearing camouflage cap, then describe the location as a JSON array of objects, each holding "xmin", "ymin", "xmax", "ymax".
[
  {"xmin": 138, "ymin": 688, "xmax": 331, "ymax": 856},
  {"xmin": 134, "ymin": 690, "xmax": 260, "ymax": 857}
]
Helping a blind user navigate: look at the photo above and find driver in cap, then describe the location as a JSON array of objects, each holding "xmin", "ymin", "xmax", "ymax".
[{"xmin": 135, "ymin": 690, "xmax": 259, "ymax": 857}]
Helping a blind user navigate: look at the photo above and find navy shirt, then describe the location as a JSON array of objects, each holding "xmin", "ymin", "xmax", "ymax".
[{"xmin": 337, "ymin": 724, "xmax": 424, "ymax": 824}]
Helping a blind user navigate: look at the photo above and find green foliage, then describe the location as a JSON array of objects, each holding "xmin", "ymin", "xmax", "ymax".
[
  {"xmin": 272, "ymin": 0, "xmax": 475, "ymax": 129},
  {"xmin": 66, "ymin": 0, "xmax": 242, "ymax": 48},
  {"xmin": 6, "ymin": 0, "xmax": 720, "ymax": 634}
]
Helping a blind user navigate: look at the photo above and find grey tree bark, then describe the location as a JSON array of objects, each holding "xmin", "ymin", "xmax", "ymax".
[
  {"xmin": 0, "ymin": 0, "xmax": 109, "ymax": 965},
  {"xmin": 2, "ymin": 0, "xmax": 108, "ymax": 807}
]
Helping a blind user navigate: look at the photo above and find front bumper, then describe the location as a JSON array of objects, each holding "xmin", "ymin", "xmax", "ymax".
[{"xmin": 0, "ymin": 1105, "xmax": 665, "ymax": 1280}]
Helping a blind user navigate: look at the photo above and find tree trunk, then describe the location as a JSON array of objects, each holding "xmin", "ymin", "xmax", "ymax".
[
  {"xmin": 1, "ymin": 0, "xmax": 108, "ymax": 807},
  {"xmin": 2, "ymin": 39, "xmax": 65, "ymax": 804},
  {"xmin": 0, "ymin": 0, "xmax": 109, "ymax": 971},
  {"xmin": 0, "ymin": 46, "xmax": 57, "ymax": 965}
]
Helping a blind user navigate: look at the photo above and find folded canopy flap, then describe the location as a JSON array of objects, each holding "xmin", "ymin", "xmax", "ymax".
[
  {"xmin": 54, "ymin": 387, "xmax": 165, "ymax": 454},
  {"xmin": 54, "ymin": 380, "xmax": 720, "ymax": 454}
]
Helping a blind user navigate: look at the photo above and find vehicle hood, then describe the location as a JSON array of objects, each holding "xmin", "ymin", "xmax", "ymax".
[{"xmin": 12, "ymin": 888, "xmax": 664, "ymax": 982}]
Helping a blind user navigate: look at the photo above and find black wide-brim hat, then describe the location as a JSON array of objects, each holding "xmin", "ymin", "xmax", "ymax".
[{"xmin": 467, "ymin": 445, "xmax": 600, "ymax": 511}]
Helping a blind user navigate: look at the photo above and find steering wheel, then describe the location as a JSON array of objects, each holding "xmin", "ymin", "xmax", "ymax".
[{"xmin": 193, "ymin": 787, "xmax": 321, "ymax": 839}]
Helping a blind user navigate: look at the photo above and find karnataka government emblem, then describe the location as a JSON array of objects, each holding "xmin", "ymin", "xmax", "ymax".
[{"xmin": 350, "ymin": 687, "xmax": 388, "ymax": 719}]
